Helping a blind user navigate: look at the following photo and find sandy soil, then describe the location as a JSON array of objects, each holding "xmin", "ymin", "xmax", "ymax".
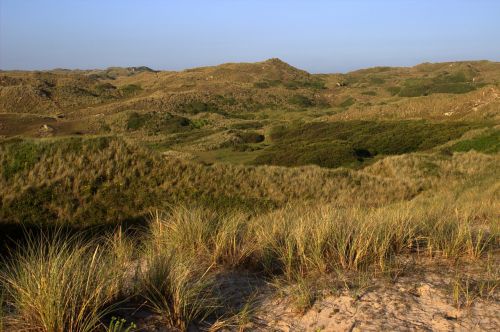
[
  {"xmin": 118, "ymin": 260, "xmax": 499, "ymax": 331},
  {"xmin": 254, "ymin": 273, "xmax": 499, "ymax": 331}
]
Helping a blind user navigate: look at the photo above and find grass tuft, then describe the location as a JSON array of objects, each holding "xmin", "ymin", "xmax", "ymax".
[{"xmin": 0, "ymin": 231, "xmax": 127, "ymax": 332}]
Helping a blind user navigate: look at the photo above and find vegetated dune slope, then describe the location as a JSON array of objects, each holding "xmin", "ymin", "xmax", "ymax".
[{"xmin": 0, "ymin": 59, "xmax": 499, "ymax": 331}]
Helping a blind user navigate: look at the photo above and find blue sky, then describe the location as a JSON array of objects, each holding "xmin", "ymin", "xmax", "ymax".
[{"xmin": 1, "ymin": 0, "xmax": 499, "ymax": 73}]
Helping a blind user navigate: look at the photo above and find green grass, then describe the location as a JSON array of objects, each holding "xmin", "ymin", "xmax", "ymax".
[
  {"xmin": 230, "ymin": 121, "xmax": 264, "ymax": 130},
  {"xmin": 1, "ymin": 137, "xmax": 111, "ymax": 180},
  {"xmin": 451, "ymin": 130, "xmax": 500, "ymax": 153},
  {"xmin": 126, "ymin": 112, "xmax": 148, "ymax": 130},
  {"xmin": 369, "ymin": 77, "xmax": 386, "ymax": 84},
  {"xmin": 254, "ymin": 120, "xmax": 478, "ymax": 168},
  {"xmin": 182, "ymin": 101, "xmax": 227, "ymax": 115},
  {"xmin": 386, "ymin": 86, "xmax": 401, "ymax": 96},
  {"xmin": 289, "ymin": 94, "xmax": 314, "ymax": 107},
  {"xmin": 339, "ymin": 97, "xmax": 355, "ymax": 108},
  {"xmin": 119, "ymin": 84, "xmax": 142, "ymax": 97},
  {"xmin": 126, "ymin": 112, "xmax": 193, "ymax": 133},
  {"xmin": 398, "ymin": 72, "xmax": 479, "ymax": 97},
  {"xmin": 1, "ymin": 140, "xmax": 43, "ymax": 180}
]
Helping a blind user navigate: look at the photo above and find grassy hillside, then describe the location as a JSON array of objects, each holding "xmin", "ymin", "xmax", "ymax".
[
  {"xmin": 0, "ymin": 60, "xmax": 499, "ymax": 331},
  {"xmin": 1, "ymin": 59, "xmax": 499, "ymax": 225}
]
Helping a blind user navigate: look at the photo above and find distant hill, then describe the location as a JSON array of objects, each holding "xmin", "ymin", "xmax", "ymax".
[{"xmin": 0, "ymin": 58, "xmax": 498, "ymax": 168}]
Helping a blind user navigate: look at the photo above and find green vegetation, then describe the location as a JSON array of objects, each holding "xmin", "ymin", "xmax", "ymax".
[
  {"xmin": 126, "ymin": 112, "xmax": 148, "ymax": 130},
  {"xmin": 119, "ymin": 84, "xmax": 142, "ymax": 96},
  {"xmin": 398, "ymin": 72, "xmax": 478, "ymax": 97},
  {"xmin": 253, "ymin": 80, "xmax": 282, "ymax": 89},
  {"xmin": 386, "ymin": 86, "xmax": 401, "ymax": 96},
  {"xmin": 236, "ymin": 131, "xmax": 265, "ymax": 144},
  {"xmin": 1, "ymin": 139, "xmax": 43, "ymax": 180},
  {"xmin": 1, "ymin": 137, "xmax": 110, "ymax": 180},
  {"xmin": 230, "ymin": 121, "xmax": 264, "ymax": 130},
  {"xmin": 451, "ymin": 129, "xmax": 500, "ymax": 153},
  {"xmin": 284, "ymin": 79, "xmax": 326, "ymax": 90},
  {"xmin": 182, "ymin": 101, "xmax": 224, "ymax": 115},
  {"xmin": 254, "ymin": 120, "xmax": 477, "ymax": 168},
  {"xmin": 369, "ymin": 77, "xmax": 386, "ymax": 84},
  {"xmin": 339, "ymin": 97, "xmax": 355, "ymax": 108},
  {"xmin": 288, "ymin": 94, "xmax": 314, "ymax": 107},
  {"xmin": 126, "ymin": 112, "xmax": 192, "ymax": 133}
]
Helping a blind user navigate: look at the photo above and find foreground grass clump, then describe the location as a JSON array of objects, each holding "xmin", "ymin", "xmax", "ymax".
[
  {"xmin": 0, "ymin": 186, "xmax": 497, "ymax": 330},
  {"xmin": 0, "ymin": 232, "xmax": 130, "ymax": 332},
  {"xmin": 253, "ymin": 194, "xmax": 497, "ymax": 278},
  {"xmin": 141, "ymin": 186, "xmax": 498, "ymax": 282},
  {"xmin": 139, "ymin": 212, "xmax": 223, "ymax": 330}
]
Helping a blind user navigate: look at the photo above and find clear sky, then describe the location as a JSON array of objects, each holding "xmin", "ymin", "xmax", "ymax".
[{"xmin": 1, "ymin": 0, "xmax": 499, "ymax": 73}]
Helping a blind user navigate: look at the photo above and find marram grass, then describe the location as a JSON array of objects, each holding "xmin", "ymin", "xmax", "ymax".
[
  {"xmin": 0, "ymin": 185, "xmax": 497, "ymax": 330},
  {"xmin": 0, "ymin": 231, "xmax": 130, "ymax": 332}
]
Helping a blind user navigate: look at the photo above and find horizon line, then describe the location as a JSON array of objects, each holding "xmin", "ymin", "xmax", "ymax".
[{"xmin": 0, "ymin": 58, "xmax": 498, "ymax": 75}]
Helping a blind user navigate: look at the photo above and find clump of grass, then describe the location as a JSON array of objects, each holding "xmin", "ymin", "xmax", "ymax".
[
  {"xmin": 273, "ymin": 277, "xmax": 317, "ymax": 313},
  {"xmin": 106, "ymin": 317, "xmax": 136, "ymax": 332},
  {"xmin": 0, "ymin": 186, "xmax": 497, "ymax": 329},
  {"xmin": 139, "ymin": 213, "xmax": 222, "ymax": 331},
  {"xmin": 0, "ymin": 232, "xmax": 126, "ymax": 332},
  {"xmin": 451, "ymin": 267, "xmax": 499, "ymax": 310}
]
